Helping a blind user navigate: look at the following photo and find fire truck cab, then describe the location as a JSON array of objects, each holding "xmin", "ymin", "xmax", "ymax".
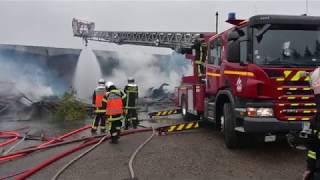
[{"xmin": 177, "ymin": 14, "xmax": 320, "ymax": 148}]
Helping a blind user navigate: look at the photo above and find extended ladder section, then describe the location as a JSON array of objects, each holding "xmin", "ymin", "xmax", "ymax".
[{"xmin": 72, "ymin": 18, "xmax": 205, "ymax": 51}]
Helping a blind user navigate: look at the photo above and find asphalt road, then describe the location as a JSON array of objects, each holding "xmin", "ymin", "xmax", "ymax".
[
  {"xmin": 1, "ymin": 123, "xmax": 305, "ymax": 180},
  {"xmin": 0, "ymin": 103, "xmax": 306, "ymax": 180}
]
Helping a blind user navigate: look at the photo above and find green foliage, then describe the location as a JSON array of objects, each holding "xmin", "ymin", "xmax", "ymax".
[{"xmin": 54, "ymin": 91, "xmax": 87, "ymax": 121}]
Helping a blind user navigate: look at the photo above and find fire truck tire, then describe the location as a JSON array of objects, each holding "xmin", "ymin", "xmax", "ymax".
[
  {"xmin": 181, "ymin": 96, "xmax": 191, "ymax": 121},
  {"xmin": 223, "ymin": 103, "xmax": 241, "ymax": 149}
]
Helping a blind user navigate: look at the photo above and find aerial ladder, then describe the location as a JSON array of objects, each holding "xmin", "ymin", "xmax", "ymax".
[
  {"xmin": 72, "ymin": 18, "xmax": 212, "ymax": 53},
  {"xmin": 72, "ymin": 18, "xmax": 214, "ymax": 80}
]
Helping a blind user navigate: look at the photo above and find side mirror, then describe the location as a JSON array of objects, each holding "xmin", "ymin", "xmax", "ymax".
[{"xmin": 228, "ymin": 31, "xmax": 240, "ymax": 41}]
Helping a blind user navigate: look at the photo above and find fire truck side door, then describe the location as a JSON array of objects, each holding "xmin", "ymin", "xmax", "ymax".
[
  {"xmin": 206, "ymin": 38, "xmax": 222, "ymax": 95},
  {"xmin": 222, "ymin": 26, "xmax": 250, "ymax": 96}
]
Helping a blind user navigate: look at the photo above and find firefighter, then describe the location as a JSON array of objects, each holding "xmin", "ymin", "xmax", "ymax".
[
  {"xmin": 103, "ymin": 81, "xmax": 126, "ymax": 144},
  {"xmin": 304, "ymin": 67, "xmax": 320, "ymax": 180},
  {"xmin": 193, "ymin": 38, "xmax": 207, "ymax": 77},
  {"xmin": 91, "ymin": 79, "xmax": 107, "ymax": 134},
  {"xmin": 124, "ymin": 77, "xmax": 139, "ymax": 129}
]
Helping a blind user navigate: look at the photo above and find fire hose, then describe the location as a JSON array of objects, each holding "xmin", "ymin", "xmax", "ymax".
[
  {"xmin": 0, "ymin": 134, "xmax": 108, "ymax": 180},
  {"xmin": 0, "ymin": 133, "xmax": 102, "ymax": 162},
  {"xmin": 51, "ymin": 135, "xmax": 109, "ymax": 180},
  {"xmin": 128, "ymin": 126, "xmax": 156, "ymax": 180},
  {"xmin": 0, "ymin": 125, "xmax": 91, "ymax": 161},
  {"xmin": 38, "ymin": 125, "xmax": 91, "ymax": 148},
  {"xmin": 2, "ymin": 120, "xmax": 195, "ymax": 179},
  {"xmin": 2, "ymin": 133, "xmax": 27, "ymax": 155},
  {"xmin": 0, "ymin": 131, "xmax": 19, "ymax": 147},
  {"xmin": 14, "ymin": 128, "xmax": 152, "ymax": 180}
]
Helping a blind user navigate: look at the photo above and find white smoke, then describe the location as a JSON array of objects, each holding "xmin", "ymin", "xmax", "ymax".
[
  {"xmin": 101, "ymin": 46, "xmax": 193, "ymax": 96},
  {"xmin": 0, "ymin": 54, "xmax": 54, "ymax": 100}
]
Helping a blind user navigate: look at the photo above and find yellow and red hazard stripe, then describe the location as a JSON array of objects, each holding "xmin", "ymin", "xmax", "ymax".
[{"xmin": 276, "ymin": 70, "xmax": 311, "ymax": 82}]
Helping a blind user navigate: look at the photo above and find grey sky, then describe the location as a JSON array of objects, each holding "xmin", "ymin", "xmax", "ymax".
[{"xmin": 0, "ymin": 0, "xmax": 319, "ymax": 52}]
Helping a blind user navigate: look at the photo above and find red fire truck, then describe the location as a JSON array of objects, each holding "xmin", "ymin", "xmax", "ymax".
[
  {"xmin": 177, "ymin": 14, "xmax": 320, "ymax": 148},
  {"xmin": 73, "ymin": 14, "xmax": 320, "ymax": 148}
]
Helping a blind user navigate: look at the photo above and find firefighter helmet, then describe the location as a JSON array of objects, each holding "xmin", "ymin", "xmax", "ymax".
[
  {"xmin": 98, "ymin": 78, "xmax": 105, "ymax": 85},
  {"xmin": 106, "ymin": 81, "xmax": 114, "ymax": 88},
  {"xmin": 128, "ymin": 77, "xmax": 135, "ymax": 83}
]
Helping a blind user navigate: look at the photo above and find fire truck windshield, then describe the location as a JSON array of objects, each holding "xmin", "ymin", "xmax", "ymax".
[{"xmin": 253, "ymin": 25, "xmax": 320, "ymax": 67}]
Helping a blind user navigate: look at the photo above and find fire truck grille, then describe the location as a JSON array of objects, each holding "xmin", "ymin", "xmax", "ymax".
[{"xmin": 276, "ymin": 85, "xmax": 315, "ymax": 121}]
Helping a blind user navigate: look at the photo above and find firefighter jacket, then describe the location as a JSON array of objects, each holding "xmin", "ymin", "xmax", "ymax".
[
  {"xmin": 102, "ymin": 89, "xmax": 126, "ymax": 121},
  {"xmin": 92, "ymin": 85, "xmax": 106, "ymax": 113},
  {"xmin": 307, "ymin": 109, "xmax": 320, "ymax": 172},
  {"xmin": 311, "ymin": 67, "xmax": 320, "ymax": 95},
  {"xmin": 124, "ymin": 84, "xmax": 138, "ymax": 109},
  {"xmin": 192, "ymin": 40, "xmax": 207, "ymax": 65},
  {"xmin": 307, "ymin": 68, "xmax": 320, "ymax": 172}
]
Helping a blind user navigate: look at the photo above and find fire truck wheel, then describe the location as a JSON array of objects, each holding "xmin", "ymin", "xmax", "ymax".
[
  {"xmin": 223, "ymin": 103, "xmax": 240, "ymax": 149},
  {"xmin": 181, "ymin": 96, "xmax": 191, "ymax": 121}
]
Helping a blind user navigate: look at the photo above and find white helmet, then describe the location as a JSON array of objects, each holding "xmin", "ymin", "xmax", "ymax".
[
  {"xmin": 128, "ymin": 77, "xmax": 135, "ymax": 83},
  {"xmin": 98, "ymin": 78, "xmax": 105, "ymax": 85},
  {"xmin": 106, "ymin": 81, "xmax": 114, "ymax": 88}
]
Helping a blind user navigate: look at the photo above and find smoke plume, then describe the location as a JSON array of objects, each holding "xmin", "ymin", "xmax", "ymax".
[
  {"xmin": 100, "ymin": 46, "xmax": 193, "ymax": 97},
  {"xmin": 0, "ymin": 53, "xmax": 62, "ymax": 101}
]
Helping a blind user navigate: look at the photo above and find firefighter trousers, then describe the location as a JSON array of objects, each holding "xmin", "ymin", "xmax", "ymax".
[
  {"xmin": 125, "ymin": 108, "xmax": 138, "ymax": 129},
  {"xmin": 108, "ymin": 118, "xmax": 123, "ymax": 143},
  {"xmin": 92, "ymin": 113, "xmax": 106, "ymax": 132}
]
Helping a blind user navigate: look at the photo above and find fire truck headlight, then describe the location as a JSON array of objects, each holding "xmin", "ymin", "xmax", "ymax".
[{"xmin": 247, "ymin": 107, "xmax": 273, "ymax": 117}]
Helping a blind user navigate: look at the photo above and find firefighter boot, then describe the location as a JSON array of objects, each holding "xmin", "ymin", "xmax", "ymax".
[
  {"xmin": 124, "ymin": 119, "xmax": 130, "ymax": 130},
  {"xmin": 132, "ymin": 119, "xmax": 138, "ymax": 129},
  {"xmin": 110, "ymin": 136, "xmax": 118, "ymax": 144},
  {"xmin": 91, "ymin": 128, "xmax": 97, "ymax": 135},
  {"xmin": 116, "ymin": 130, "xmax": 121, "ymax": 140},
  {"xmin": 100, "ymin": 128, "xmax": 106, "ymax": 134}
]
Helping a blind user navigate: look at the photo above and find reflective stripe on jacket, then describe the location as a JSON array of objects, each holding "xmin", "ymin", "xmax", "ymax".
[
  {"xmin": 92, "ymin": 86, "xmax": 106, "ymax": 113},
  {"xmin": 104, "ymin": 90, "xmax": 124, "ymax": 116},
  {"xmin": 93, "ymin": 86, "xmax": 106, "ymax": 108},
  {"xmin": 124, "ymin": 84, "xmax": 138, "ymax": 109}
]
